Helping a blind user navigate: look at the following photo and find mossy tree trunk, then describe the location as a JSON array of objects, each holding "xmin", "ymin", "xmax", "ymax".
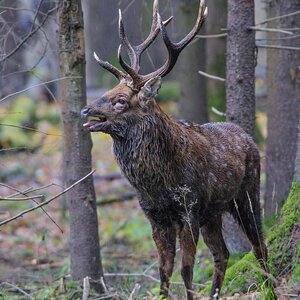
[{"xmin": 58, "ymin": 0, "xmax": 104, "ymax": 291}]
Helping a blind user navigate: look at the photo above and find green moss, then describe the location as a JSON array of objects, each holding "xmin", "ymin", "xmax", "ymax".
[
  {"xmin": 219, "ymin": 183, "xmax": 300, "ymax": 295},
  {"xmin": 268, "ymin": 182, "xmax": 300, "ymax": 277},
  {"xmin": 221, "ymin": 252, "xmax": 259, "ymax": 294}
]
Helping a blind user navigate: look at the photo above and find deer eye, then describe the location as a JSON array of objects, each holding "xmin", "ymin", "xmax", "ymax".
[{"xmin": 117, "ymin": 98, "xmax": 126, "ymax": 105}]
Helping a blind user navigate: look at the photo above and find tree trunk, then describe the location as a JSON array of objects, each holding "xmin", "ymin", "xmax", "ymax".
[
  {"xmin": 226, "ymin": 0, "xmax": 256, "ymax": 136},
  {"xmin": 264, "ymin": 0, "xmax": 300, "ymax": 216},
  {"xmin": 58, "ymin": 0, "xmax": 103, "ymax": 291},
  {"xmin": 223, "ymin": 0, "xmax": 257, "ymax": 253},
  {"xmin": 177, "ymin": 0, "xmax": 208, "ymax": 124}
]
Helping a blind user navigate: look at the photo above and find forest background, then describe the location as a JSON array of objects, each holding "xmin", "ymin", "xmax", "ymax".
[{"xmin": 0, "ymin": 0, "xmax": 299, "ymax": 299}]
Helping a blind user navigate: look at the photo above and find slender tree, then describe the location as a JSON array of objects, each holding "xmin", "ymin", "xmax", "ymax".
[
  {"xmin": 58, "ymin": 0, "xmax": 104, "ymax": 291},
  {"xmin": 264, "ymin": 0, "xmax": 300, "ymax": 216},
  {"xmin": 177, "ymin": 0, "xmax": 208, "ymax": 124},
  {"xmin": 223, "ymin": 0, "xmax": 257, "ymax": 252}
]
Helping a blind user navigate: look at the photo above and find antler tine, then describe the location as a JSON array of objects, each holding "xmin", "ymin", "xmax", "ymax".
[
  {"xmin": 94, "ymin": 52, "xmax": 127, "ymax": 81},
  {"xmin": 118, "ymin": 9, "xmax": 137, "ymax": 70},
  {"xmin": 133, "ymin": 0, "xmax": 173, "ymax": 71},
  {"xmin": 117, "ymin": 45, "xmax": 141, "ymax": 88},
  {"xmin": 118, "ymin": 0, "xmax": 173, "ymax": 73},
  {"xmin": 135, "ymin": 0, "xmax": 207, "ymax": 85}
]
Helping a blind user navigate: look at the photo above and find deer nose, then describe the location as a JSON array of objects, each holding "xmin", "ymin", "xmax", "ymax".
[{"xmin": 81, "ymin": 106, "xmax": 90, "ymax": 118}]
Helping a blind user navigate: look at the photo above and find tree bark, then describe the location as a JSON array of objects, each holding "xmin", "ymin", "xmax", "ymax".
[
  {"xmin": 177, "ymin": 0, "xmax": 208, "ymax": 124},
  {"xmin": 226, "ymin": 0, "xmax": 256, "ymax": 136},
  {"xmin": 58, "ymin": 0, "xmax": 103, "ymax": 291},
  {"xmin": 264, "ymin": 0, "xmax": 300, "ymax": 216},
  {"xmin": 223, "ymin": 0, "xmax": 257, "ymax": 253}
]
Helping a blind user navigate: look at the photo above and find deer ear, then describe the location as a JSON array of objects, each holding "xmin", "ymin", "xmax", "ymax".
[{"xmin": 138, "ymin": 77, "xmax": 161, "ymax": 105}]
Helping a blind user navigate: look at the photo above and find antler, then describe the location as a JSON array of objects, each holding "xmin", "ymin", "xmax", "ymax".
[
  {"xmin": 93, "ymin": 52, "xmax": 127, "ymax": 82},
  {"xmin": 118, "ymin": 0, "xmax": 207, "ymax": 89},
  {"xmin": 118, "ymin": 0, "xmax": 173, "ymax": 73},
  {"xmin": 94, "ymin": 0, "xmax": 207, "ymax": 89}
]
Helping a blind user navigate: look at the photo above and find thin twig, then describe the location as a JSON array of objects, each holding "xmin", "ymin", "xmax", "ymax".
[
  {"xmin": 248, "ymin": 26, "xmax": 294, "ymax": 35},
  {"xmin": 0, "ymin": 169, "xmax": 96, "ymax": 227},
  {"xmin": 256, "ymin": 10, "xmax": 300, "ymax": 26},
  {"xmin": 0, "ymin": 6, "xmax": 57, "ymax": 63},
  {"xmin": 128, "ymin": 283, "xmax": 141, "ymax": 300},
  {"xmin": 0, "ymin": 76, "xmax": 82, "ymax": 103},
  {"xmin": 211, "ymin": 107, "xmax": 226, "ymax": 117},
  {"xmin": 0, "ymin": 195, "xmax": 44, "ymax": 201},
  {"xmin": 196, "ymin": 33, "xmax": 227, "ymax": 39},
  {"xmin": 257, "ymin": 44, "xmax": 300, "ymax": 51},
  {"xmin": 0, "ymin": 123, "xmax": 63, "ymax": 136},
  {"xmin": 0, "ymin": 6, "xmax": 56, "ymax": 19},
  {"xmin": 0, "ymin": 183, "xmax": 63, "ymax": 232},
  {"xmin": 82, "ymin": 276, "xmax": 90, "ymax": 300},
  {"xmin": 0, "ymin": 282, "xmax": 34, "ymax": 300},
  {"xmin": 103, "ymin": 272, "xmax": 205, "ymax": 287},
  {"xmin": 198, "ymin": 70, "xmax": 226, "ymax": 82}
]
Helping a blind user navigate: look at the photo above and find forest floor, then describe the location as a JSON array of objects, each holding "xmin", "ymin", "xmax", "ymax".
[{"xmin": 0, "ymin": 123, "xmax": 299, "ymax": 299}]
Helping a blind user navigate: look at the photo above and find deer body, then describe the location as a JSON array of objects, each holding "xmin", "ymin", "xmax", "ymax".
[{"xmin": 81, "ymin": 1, "xmax": 268, "ymax": 298}]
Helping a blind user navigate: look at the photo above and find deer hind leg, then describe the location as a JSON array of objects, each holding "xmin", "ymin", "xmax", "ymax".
[
  {"xmin": 230, "ymin": 190, "xmax": 268, "ymax": 271},
  {"xmin": 179, "ymin": 221, "xmax": 199, "ymax": 300},
  {"xmin": 151, "ymin": 222, "xmax": 176, "ymax": 298},
  {"xmin": 201, "ymin": 216, "xmax": 229, "ymax": 299}
]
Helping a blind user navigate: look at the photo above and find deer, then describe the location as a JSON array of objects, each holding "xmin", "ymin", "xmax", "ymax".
[{"xmin": 81, "ymin": 0, "xmax": 268, "ymax": 299}]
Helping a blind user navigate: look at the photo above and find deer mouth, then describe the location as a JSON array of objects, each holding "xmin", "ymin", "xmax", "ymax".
[{"xmin": 83, "ymin": 115, "xmax": 107, "ymax": 131}]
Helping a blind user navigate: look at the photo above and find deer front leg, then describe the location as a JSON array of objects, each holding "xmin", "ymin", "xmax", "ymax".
[
  {"xmin": 179, "ymin": 221, "xmax": 199, "ymax": 300},
  {"xmin": 151, "ymin": 222, "xmax": 176, "ymax": 298},
  {"xmin": 200, "ymin": 216, "xmax": 229, "ymax": 299}
]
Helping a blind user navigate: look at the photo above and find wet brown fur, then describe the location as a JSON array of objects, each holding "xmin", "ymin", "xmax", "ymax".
[{"xmin": 82, "ymin": 82, "xmax": 268, "ymax": 299}]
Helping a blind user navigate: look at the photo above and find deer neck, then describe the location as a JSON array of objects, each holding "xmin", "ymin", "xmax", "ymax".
[{"xmin": 112, "ymin": 107, "xmax": 182, "ymax": 190}]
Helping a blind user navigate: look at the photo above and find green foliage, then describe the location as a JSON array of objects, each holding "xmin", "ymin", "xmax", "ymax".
[
  {"xmin": 268, "ymin": 182, "xmax": 300, "ymax": 277},
  {"xmin": 156, "ymin": 81, "xmax": 180, "ymax": 104},
  {"xmin": 0, "ymin": 95, "xmax": 60, "ymax": 149},
  {"xmin": 256, "ymin": 271, "xmax": 276, "ymax": 300}
]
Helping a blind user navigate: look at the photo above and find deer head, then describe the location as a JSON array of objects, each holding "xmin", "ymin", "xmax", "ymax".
[{"xmin": 81, "ymin": 0, "xmax": 207, "ymax": 136}]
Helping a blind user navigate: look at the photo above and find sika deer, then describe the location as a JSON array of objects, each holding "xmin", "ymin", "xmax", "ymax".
[{"xmin": 81, "ymin": 1, "xmax": 268, "ymax": 298}]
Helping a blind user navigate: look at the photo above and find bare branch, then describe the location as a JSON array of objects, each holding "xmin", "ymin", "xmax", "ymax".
[
  {"xmin": 256, "ymin": 10, "xmax": 300, "ymax": 26},
  {"xmin": 0, "ymin": 123, "xmax": 63, "ymax": 137},
  {"xmin": 211, "ymin": 107, "xmax": 226, "ymax": 117},
  {"xmin": 82, "ymin": 277, "xmax": 90, "ymax": 300},
  {"xmin": 257, "ymin": 44, "xmax": 300, "ymax": 51},
  {"xmin": 196, "ymin": 33, "xmax": 227, "ymax": 39},
  {"xmin": 0, "ymin": 195, "xmax": 44, "ymax": 201},
  {"xmin": 198, "ymin": 70, "xmax": 226, "ymax": 82},
  {"xmin": 103, "ymin": 272, "xmax": 206, "ymax": 287},
  {"xmin": 248, "ymin": 26, "xmax": 294, "ymax": 35},
  {"xmin": 0, "ymin": 282, "xmax": 34, "ymax": 300},
  {"xmin": 0, "ymin": 76, "xmax": 82, "ymax": 103},
  {"xmin": 0, "ymin": 182, "xmax": 63, "ymax": 233},
  {"xmin": 0, "ymin": 169, "xmax": 96, "ymax": 227},
  {"xmin": 0, "ymin": 6, "xmax": 57, "ymax": 63}
]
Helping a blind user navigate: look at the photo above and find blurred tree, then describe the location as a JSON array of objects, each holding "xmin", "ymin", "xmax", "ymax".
[
  {"xmin": 58, "ymin": 0, "xmax": 104, "ymax": 292},
  {"xmin": 0, "ymin": 0, "xmax": 26, "ymax": 98},
  {"xmin": 223, "ymin": 0, "xmax": 257, "ymax": 253},
  {"xmin": 82, "ymin": 0, "xmax": 143, "ymax": 89},
  {"xmin": 205, "ymin": 0, "xmax": 227, "ymax": 121},
  {"xmin": 177, "ymin": 0, "xmax": 208, "ymax": 124},
  {"xmin": 264, "ymin": 0, "xmax": 300, "ymax": 216}
]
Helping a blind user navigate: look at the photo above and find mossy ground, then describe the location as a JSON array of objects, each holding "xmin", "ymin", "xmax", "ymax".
[{"xmin": 220, "ymin": 182, "xmax": 300, "ymax": 297}]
